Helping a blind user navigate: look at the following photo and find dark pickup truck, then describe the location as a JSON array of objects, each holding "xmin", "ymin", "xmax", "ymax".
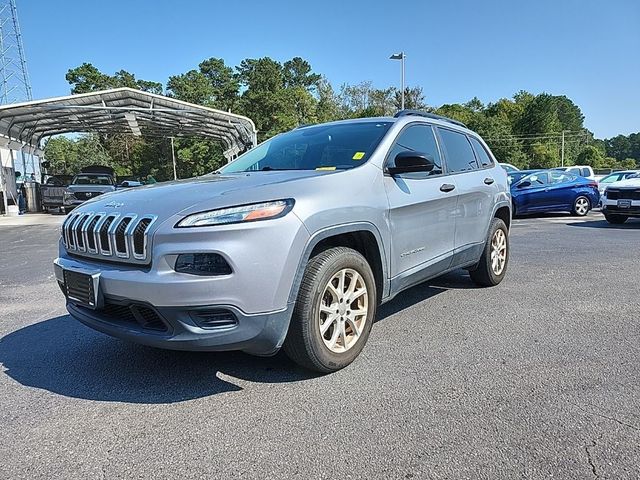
[{"xmin": 41, "ymin": 175, "xmax": 73, "ymax": 212}]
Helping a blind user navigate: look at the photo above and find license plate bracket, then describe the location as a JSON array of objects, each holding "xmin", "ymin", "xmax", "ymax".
[
  {"xmin": 63, "ymin": 269, "xmax": 100, "ymax": 309},
  {"xmin": 617, "ymin": 199, "xmax": 632, "ymax": 209}
]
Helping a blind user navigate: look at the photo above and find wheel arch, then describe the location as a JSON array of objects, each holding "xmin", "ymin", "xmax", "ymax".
[{"xmin": 288, "ymin": 222, "xmax": 389, "ymax": 306}]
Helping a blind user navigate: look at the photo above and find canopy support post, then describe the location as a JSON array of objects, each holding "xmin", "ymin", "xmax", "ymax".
[{"xmin": 170, "ymin": 136, "xmax": 177, "ymax": 181}]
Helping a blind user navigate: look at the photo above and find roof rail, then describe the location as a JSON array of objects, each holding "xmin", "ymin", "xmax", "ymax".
[{"xmin": 393, "ymin": 109, "xmax": 467, "ymax": 128}]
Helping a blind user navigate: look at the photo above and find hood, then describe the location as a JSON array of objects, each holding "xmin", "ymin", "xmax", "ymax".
[
  {"xmin": 74, "ymin": 170, "xmax": 331, "ymax": 216},
  {"xmin": 608, "ymin": 178, "xmax": 640, "ymax": 189}
]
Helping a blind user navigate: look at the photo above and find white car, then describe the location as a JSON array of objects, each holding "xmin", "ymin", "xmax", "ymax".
[
  {"xmin": 554, "ymin": 165, "xmax": 596, "ymax": 181},
  {"xmin": 601, "ymin": 176, "xmax": 640, "ymax": 224},
  {"xmin": 499, "ymin": 163, "xmax": 519, "ymax": 173},
  {"xmin": 597, "ymin": 170, "xmax": 640, "ymax": 196}
]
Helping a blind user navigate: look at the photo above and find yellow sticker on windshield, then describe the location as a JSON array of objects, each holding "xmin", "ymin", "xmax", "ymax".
[
  {"xmin": 316, "ymin": 166, "xmax": 336, "ymax": 171},
  {"xmin": 352, "ymin": 152, "xmax": 365, "ymax": 160}
]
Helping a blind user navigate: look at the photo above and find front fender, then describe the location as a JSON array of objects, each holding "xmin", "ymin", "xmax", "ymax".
[{"xmin": 286, "ymin": 221, "xmax": 391, "ymax": 305}]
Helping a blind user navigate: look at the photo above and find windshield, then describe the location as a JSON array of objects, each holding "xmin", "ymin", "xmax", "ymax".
[
  {"xmin": 220, "ymin": 121, "xmax": 392, "ymax": 173},
  {"xmin": 72, "ymin": 174, "xmax": 114, "ymax": 185}
]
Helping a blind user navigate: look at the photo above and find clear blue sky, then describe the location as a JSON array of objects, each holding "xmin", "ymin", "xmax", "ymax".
[{"xmin": 18, "ymin": 0, "xmax": 639, "ymax": 138}]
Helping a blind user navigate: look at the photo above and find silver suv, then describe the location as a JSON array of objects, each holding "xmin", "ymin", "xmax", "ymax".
[{"xmin": 54, "ymin": 111, "xmax": 511, "ymax": 372}]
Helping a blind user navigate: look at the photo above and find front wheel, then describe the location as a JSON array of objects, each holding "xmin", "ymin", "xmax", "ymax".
[
  {"xmin": 284, "ymin": 247, "xmax": 376, "ymax": 373},
  {"xmin": 604, "ymin": 213, "xmax": 628, "ymax": 224},
  {"xmin": 469, "ymin": 218, "xmax": 509, "ymax": 287},
  {"xmin": 572, "ymin": 196, "xmax": 590, "ymax": 216}
]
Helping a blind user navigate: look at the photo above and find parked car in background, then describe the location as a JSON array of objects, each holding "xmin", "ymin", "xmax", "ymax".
[
  {"xmin": 507, "ymin": 169, "xmax": 540, "ymax": 186},
  {"xmin": 62, "ymin": 166, "xmax": 117, "ymax": 213},
  {"xmin": 54, "ymin": 111, "xmax": 512, "ymax": 373},
  {"xmin": 41, "ymin": 175, "xmax": 73, "ymax": 212},
  {"xmin": 553, "ymin": 165, "xmax": 596, "ymax": 181},
  {"xmin": 511, "ymin": 169, "xmax": 599, "ymax": 216},
  {"xmin": 500, "ymin": 163, "xmax": 519, "ymax": 173},
  {"xmin": 597, "ymin": 170, "xmax": 640, "ymax": 196},
  {"xmin": 601, "ymin": 176, "xmax": 640, "ymax": 224}
]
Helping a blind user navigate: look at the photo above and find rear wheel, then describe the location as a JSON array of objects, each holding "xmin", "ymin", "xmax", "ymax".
[
  {"xmin": 572, "ymin": 196, "xmax": 590, "ymax": 216},
  {"xmin": 604, "ymin": 213, "xmax": 628, "ymax": 224},
  {"xmin": 469, "ymin": 218, "xmax": 509, "ymax": 287},
  {"xmin": 284, "ymin": 247, "xmax": 376, "ymax": 373}
]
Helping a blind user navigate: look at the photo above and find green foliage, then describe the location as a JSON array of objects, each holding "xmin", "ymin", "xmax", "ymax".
[
  {"xmin": 43, "ymin": 135, "xmax": 114, "ymax": 175},
  {"xmin": 576, "ymin": 145, "xmax": 603, "ymax": 167},
  {"xmin": 60, "ymin": 59, "xmax": 637, "ymax": 181},
  {"xmin": 66, "ymin": 63, "xmax": 162, "ymax": 94}
]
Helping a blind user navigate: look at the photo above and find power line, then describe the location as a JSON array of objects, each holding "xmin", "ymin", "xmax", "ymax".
[{"xmin": 484, "ymin": 131, "xmax": 589, "ymax": 141}]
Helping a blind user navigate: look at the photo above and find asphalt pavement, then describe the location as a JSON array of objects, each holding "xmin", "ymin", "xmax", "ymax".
[{"xmin": 1, "ymin": 213, "xmax": 639, "ymax": 479}]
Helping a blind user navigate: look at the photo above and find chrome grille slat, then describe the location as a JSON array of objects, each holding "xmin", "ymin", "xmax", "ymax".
[{"xmin": 63, "ymin": 211, "xmax": 157, "ymax": 264}]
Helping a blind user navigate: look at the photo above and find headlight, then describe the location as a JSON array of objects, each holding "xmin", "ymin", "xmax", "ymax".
[{"xmin": 176, "ymin": 199, "xmax": 294, "ymax": 228}]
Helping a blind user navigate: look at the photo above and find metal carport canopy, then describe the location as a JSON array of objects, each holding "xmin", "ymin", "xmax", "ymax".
[{"xmin": 0, "ymin": 87, "xmax": 257, "ymax": 159}]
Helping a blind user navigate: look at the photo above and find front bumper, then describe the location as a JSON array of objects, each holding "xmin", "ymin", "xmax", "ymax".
[
  {"xmin": 65, "ymin": 299, "xmax": 293, "ymax": 355},
  {"xmin": 602, "ymin": 199, "xmax": 640, "ymax": 216},
  {"xmin": 53, "ymin": 210, "xmax": 309, "ymax": 354},
  {"xmin": 54, "ymin": 258, "xmax": 294, "ymax": 355}
]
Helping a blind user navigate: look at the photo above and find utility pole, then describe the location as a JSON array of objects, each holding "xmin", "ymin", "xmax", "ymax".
[{"xmin": 561, "ymin": 130, "xmax": 566, "ymax": 167}]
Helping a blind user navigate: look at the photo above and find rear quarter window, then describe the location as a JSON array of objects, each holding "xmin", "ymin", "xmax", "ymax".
[{"xmin": 469, "ymin": 137, "xmax": 494, "ymax": 168}]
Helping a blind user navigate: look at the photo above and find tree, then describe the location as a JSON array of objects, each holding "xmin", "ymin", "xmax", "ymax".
[
  {"xmin": 167, "ymin": 70, "xmax": 215, "ymax": 105},
  {"xmin": 283, "ymin": 57, "xmax": 321, "ymax": 91},
  {"xmin": 44, "ymin": 135, "xmax": 114, "ymax": 175},
  {"xmin": 576, "ymin": 145, "xmax": 604, "ymax": 167},
  {"xmin": 198, "ymin": 57, "xmax": 239, "ymax": 110},
  {"xmin": 66, "ymin": 63, "xmax": 162, "ymax": 94},
  {"xmin": 393, "ymin": 86, "xmax": 428, "ymax": 111}
]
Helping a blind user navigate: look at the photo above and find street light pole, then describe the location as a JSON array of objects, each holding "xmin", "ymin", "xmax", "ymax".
[{"xmin": 389, "ymin": 52, "xmax": 405, "ymax": 110}]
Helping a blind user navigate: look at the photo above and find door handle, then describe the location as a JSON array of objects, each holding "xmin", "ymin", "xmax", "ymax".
[
  {"xmin": 440, "ymin": 184, "xmax": 455, "ymax": 193},
  {"xmin": 484, "ymin": 177, "xmax": 495, "ymax": 185}
]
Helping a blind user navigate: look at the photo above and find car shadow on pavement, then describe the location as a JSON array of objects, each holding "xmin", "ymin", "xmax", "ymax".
[
  {"xmin": 0, "ymin": 271, "xmax": 472, "ymax": 404},
  {"xmin": 376, "ymin": 269, "xmax": 476, "ymax": 322},
  {"xmin": 566, "ymin": 218, "xmax": 640, "ymax": 229},
  {"xmin": 0, "ymin": 315, "xmax": 317, "ymax": 404}
]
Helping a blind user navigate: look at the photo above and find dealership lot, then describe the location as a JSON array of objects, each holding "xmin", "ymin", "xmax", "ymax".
[{"xmin": 1, "ymin": 214, "xmax": 639, "ymax": 479}]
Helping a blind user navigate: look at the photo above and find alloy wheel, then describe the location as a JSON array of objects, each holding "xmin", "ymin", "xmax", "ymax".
[
  {"xmin": 490, "ymin": 229, "xmax": 507, "ymax": 275},
  {"xmin": 318, "ymin": 268, "xmax": 368, "ymax": 353},
  {"xmin": 575, "ymin": 197, "xmax": 589, "ymax": 216}
]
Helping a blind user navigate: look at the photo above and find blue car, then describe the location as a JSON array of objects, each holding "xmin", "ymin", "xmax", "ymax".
[{"xmin": 510, "ymin": 169, "xmax": 600, "ymax": 216}]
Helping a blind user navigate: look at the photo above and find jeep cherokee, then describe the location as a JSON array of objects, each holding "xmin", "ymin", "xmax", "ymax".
[{"xmin": 54, "ymin": 110, "xmax": 511, "ymax": 373}]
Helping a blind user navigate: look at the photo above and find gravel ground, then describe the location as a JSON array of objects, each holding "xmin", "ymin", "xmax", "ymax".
[{"xmin": 1, "ymin": 213, "xmax": 639, "ymax": 479}]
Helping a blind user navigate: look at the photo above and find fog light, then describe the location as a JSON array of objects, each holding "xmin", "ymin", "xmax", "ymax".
[{"xmin": 174, "ymin": 253, "xmax": 232, "ymax": 276}]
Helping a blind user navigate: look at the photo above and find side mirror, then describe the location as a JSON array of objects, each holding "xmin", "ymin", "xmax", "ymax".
[
  {"xmin": 387, "ymin": 151, "xmax": 435, "ymax": 175},
  {"xmin": 517, "ymin": 180, "xmax": 531, "ymax": 188}
]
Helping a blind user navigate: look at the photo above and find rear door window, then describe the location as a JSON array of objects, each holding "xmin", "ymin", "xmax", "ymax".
[
  {"xmin": 581, "ymin": 168, "xmax": 591, "ymax": 177},
  {"xmin": 437, "ymin": 128, "xmax": 479, "ymax": 173}
]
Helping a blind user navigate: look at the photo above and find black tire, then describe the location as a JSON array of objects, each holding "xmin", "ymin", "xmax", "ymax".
[
  {"xmin": 604, "ymin": 213, "xmax": 628, "ymax": 224},
  {"xmin": 571, "ymin": 195, "xmax": 590, "ymax": 216},
  {"xmin": 469, "ymin": 217, "xmax": 509, "ymax": 287},
  {"xmin": 283, "ymin": 247, "xmax": 377, "ymax": 373}
]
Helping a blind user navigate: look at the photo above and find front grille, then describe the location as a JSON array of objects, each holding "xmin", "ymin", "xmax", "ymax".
[
  {"xmin": 74, "ymin": 191, "xmax": 102, "ymax": 201},
  {"xmin": 606, "ymin": 189, "xmax": 640, "ymax": 200},
  {"xmin": 93, "ymin": 300, "xmax": 168, "ymax": 332},
  {"xmin": 63, "ymin": 211, "xmax": 157, "ymax": 265},
  {"xmin": 115, "ymin": 217, "xmax": 132, "ymax": 255}
]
